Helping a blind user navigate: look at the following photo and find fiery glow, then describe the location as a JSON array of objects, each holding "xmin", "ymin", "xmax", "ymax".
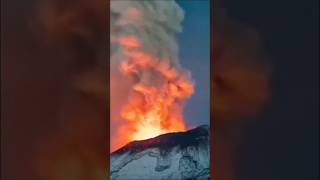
[
  {"xmin": 112, "ymin": 35, "xmax": 193, "ymax": 152},
  {"xmin": 111, "ymin": 4, "xmax": 193, "ymax": 152}
]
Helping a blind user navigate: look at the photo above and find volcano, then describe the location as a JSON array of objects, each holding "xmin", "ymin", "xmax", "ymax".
[{"xmin": 110, "ymin": 125, "xmax": 210, "ymax": 180}]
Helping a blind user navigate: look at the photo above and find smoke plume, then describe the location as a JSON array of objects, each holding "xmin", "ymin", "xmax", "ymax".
[{"xmin": 110, "ymin": 0, "xmax": 194, "ymax": 151}]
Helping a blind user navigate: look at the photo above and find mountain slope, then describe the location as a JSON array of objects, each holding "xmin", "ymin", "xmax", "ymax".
[{"xmin": 110, "ymin": 125, "xmax": 210, "ymax": 180}]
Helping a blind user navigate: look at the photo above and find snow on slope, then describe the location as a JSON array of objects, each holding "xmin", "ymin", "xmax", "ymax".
[{"xmin": 110, "ymin": 125, "xmax": 210, "ymax": 180}]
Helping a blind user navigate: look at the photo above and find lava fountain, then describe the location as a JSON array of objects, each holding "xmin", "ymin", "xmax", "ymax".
[{"xmin": 110, "ymin": 1, "xmax": 194, "ymax": 152}]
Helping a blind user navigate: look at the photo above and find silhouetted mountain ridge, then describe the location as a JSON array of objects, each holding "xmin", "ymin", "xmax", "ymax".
[
  {"xmin": 113, "ymin": 125, "xmax": 209, "ymax": 155},
  {"xmin": 110, "ymin": 125, "xmax": 210, "ymax": 180}
]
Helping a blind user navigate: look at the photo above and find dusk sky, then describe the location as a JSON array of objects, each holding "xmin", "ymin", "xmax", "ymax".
[{"xmin": 177, "ymin": 0, "xmax": 210, "ymax": 128}]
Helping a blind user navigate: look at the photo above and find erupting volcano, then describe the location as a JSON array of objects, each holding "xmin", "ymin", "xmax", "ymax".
[
  {"xmin": 111, "ymin": 1, "xmax": 194, "ymax": 152},
  {"xmin": 118, "ymin": 34, "xmax": 194, "ymax": 141}
]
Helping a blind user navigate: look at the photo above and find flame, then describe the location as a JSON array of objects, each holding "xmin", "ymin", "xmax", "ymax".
[{"xmin": 112, "ymin": 34, "xmax": 194, "ymax": 152}]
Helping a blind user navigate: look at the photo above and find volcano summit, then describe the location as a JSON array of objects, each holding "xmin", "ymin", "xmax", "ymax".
[{"xmin": 110, "ymin": 125, "xmax": 210, "ymax": 180}]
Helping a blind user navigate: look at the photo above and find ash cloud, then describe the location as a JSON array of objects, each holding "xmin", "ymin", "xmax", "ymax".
[{"xmin": 110, "ymin": 0, "xmax": 194, "ymax": 151}]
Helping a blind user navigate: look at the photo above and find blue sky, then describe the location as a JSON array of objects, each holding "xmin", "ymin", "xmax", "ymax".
[{"xmin": 177, "ymin": 0, "xmax": 211, "ymax": 127}]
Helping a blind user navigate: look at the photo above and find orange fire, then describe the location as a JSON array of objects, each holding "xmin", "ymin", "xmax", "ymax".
[{"xmin": 112, "ymin": 34, "xmax": 194, "ymax": 152}]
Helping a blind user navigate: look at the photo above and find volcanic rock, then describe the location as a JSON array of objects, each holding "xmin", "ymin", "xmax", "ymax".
[{"xmin": 110, "ymin": 125, "xmax": 210, "ymax": 180}]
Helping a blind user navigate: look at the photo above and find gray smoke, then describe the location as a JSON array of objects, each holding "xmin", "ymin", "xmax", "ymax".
[
  {"xmin": 110, "ymin": 0, "xmax": 184, "ymax": 65},
  {"xmin": 110, "ymin": 0, "xmax": 194, "ymax": 151}
]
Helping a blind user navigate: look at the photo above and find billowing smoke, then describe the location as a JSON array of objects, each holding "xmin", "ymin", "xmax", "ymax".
[{"xmin": 110, "ymin": 0, "xmax": 194, "ymax": 151}]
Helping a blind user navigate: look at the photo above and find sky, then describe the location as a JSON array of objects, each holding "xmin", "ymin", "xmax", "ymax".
[{"xmin": 176, "ymin": 0, "xmax": 211, "ymax": 128}]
